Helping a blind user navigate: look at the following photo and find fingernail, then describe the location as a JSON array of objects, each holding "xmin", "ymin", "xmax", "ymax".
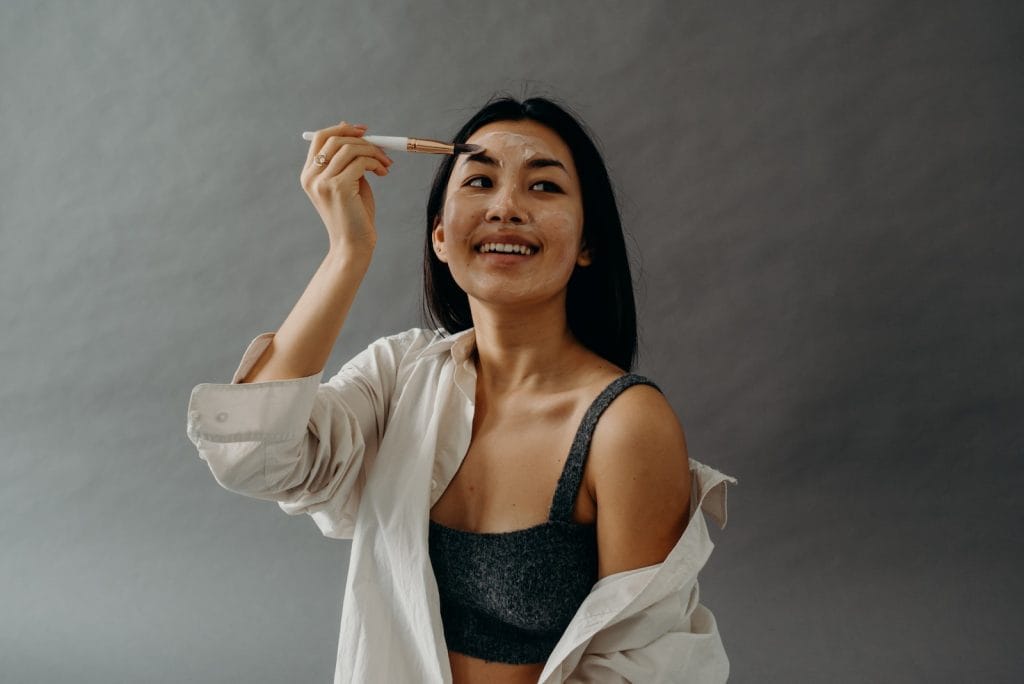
[{"xmin": 355, "ymin": 123, "xmax": 368, "ymax": 130}]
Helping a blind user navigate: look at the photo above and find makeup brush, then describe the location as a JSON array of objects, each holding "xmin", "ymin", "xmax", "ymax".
[{"xmin": 302, "ymin": 131, "xmax": 483, "ymax": 156}]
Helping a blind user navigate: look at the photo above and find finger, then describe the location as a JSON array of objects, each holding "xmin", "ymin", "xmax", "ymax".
[
  {"xmin": 321, "ymin": 144, "xmax": 388, "ymax": 182},
  {"xmin": 315, "ymin": 138, "xmax": 393, "ymax": 175},
  {"xmin": 305, "ymin": 121, "xmax": 368, "ymax": 167},
  {"xmin": 328, "ymin": 156, "xmax": 389, "ymax": 192},
  {"xmin": 305, "ymin": 136, "xmax": 372, "ymax": 180},
  {"xmin": 305, "ymin": 122, "xmax": 365, "ymax": 167}
]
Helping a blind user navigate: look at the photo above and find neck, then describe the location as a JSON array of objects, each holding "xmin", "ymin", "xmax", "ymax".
[{"xmin": 466, "ymin": 294, "xmax": 584, "ymax": 396}]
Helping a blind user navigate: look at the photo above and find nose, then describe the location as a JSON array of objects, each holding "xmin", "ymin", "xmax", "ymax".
[{"xmin": 485, "ymin": 185, "xmax": 526, "ymax": 224}]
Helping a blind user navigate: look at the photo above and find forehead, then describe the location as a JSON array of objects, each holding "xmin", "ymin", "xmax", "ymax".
[{"xmin": 463, "ymin": 120, "xmax": 574, "ymax": 169}]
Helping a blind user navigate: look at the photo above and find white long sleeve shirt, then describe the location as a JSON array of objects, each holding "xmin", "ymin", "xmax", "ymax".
[{"xmin": 185, "ymin": 326, "xmax": 738, "ymax": 683}]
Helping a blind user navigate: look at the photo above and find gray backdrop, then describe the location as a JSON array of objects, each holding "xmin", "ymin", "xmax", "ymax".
[{"xmin": 2, "ymin": 1, "xmax": 1021, "ymax": 682}]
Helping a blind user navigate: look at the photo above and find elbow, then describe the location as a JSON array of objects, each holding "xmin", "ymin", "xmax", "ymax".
[
  {"xmin": 198, "ymin": 439, "xmax": 273, "ymax": 497},
  {"xmin": 265, "ymin": 426, "xmax": 365, "ymax": 499}
]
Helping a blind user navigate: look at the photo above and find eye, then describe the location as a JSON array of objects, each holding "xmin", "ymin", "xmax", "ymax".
[
  {"xmin": 531, "ymin": 180, "xmax": 563, "ymax": 193},
  {"xmin": 464, "ymin": 176, "xmax": 563, "ymax": 193}
]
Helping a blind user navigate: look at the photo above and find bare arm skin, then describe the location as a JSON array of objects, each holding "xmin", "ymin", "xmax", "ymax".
[{"xmin": 588, "ymin": 384, "xmax": 693, "ymax": 580}]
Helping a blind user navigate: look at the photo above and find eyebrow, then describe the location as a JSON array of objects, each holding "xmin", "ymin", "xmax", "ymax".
[{"xmin": 461, "ymin": 151, "xmax": 568, "ymax": 175}]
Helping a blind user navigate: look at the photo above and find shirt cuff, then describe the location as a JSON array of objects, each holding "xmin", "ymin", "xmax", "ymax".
[
  {"xmin": 186, "ymin": 333, "xmax": 325, "ymax": 443},
  {"xmin": 231, "ymin": 332, "xmax": 275, "ymax": 384}
]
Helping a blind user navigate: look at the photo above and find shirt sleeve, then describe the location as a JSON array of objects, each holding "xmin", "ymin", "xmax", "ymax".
[
  {"xmin": 564, "ymin": 595, "xmax": 729, "ymax": 683},
  {"xmin": 185, "ymin": 327, "xmax": 433, "ymax": 539}
]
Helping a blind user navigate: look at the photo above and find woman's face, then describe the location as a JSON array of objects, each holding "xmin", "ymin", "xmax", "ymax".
[{"xmin": 432, "ymin": 119, "xmax": 590, "ymax": 308}]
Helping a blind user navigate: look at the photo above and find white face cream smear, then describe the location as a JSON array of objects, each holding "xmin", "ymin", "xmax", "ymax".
[
  {"xmin": 466, "ymin": 131, "xmax": 548, "ymax": 169},
  {"xmin": 449, "ymin": 130, "xmax": 577, "ymax": 229}
]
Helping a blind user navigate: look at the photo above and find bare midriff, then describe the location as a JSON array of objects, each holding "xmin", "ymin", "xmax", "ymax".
[{"xmin": 447, "ymin": 650, "xmax": 545, "ymax": 684}]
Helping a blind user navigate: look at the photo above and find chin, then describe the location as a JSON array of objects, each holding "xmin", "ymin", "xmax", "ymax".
[
  {"xmin": 466, "ymin": 285, "xmax": 567, "ymax": 312},
  {"xmin": 453, "ymin": 270, "xmax": 572, "ymax": 307}
]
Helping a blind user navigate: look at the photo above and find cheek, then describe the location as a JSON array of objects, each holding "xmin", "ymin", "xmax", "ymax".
[
  {"xmin": 441, "ymin": 194, "xmax": 483, "ymax": 236},
  {"xmin": 534, "ymin": 206, "xmax": 583, "ymax": 254},
  {"xmin": 534, "ymin": 205, "xmax": 576, "ymax": 230}
]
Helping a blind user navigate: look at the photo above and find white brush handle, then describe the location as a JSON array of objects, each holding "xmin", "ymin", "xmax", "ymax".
[{"xmin": 301, "ymin": 131, "xmax": 406, "ymax": 153}]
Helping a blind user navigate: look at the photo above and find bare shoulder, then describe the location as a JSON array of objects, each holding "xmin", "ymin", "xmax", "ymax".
[
  {"xmin": 585, "ymin": 379, "xmax": 693, "ymax": 579},
  {"xmin": 585, "ymin": 379, "xmax": 690, "ymax": 479}
]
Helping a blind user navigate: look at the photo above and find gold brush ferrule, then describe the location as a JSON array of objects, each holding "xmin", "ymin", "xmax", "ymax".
[{"xmin": 406, "ymin": 137, "xmax": 456, "ymax": 155}]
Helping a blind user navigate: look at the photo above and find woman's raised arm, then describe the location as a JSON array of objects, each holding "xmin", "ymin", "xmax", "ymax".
[{"xmin": 242, "ymin": 120, "xmax": 393, "ymax": 383}]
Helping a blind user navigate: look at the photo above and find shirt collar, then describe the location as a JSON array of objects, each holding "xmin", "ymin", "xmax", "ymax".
[
  {"xmin": 450, "ymin": 327, "xmax": 476, "ymax": 363},
  {"xmin": 415, "ymin": 327, "xmax": 476, "ymax": 363}
]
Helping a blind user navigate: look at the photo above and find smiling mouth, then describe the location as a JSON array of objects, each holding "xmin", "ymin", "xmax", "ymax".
[{"xmin": 476, "ymin": 243, "xmax": 538, "ymax": 256}]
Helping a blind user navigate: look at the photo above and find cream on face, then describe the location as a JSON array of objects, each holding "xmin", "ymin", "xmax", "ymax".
[
  {"xmin": 444, "ymin": 130, "xmax": 580, "ymax": 248},
  {"xmin": 465, "ymin": 131, "xmax": 551, "ymax": 169}
]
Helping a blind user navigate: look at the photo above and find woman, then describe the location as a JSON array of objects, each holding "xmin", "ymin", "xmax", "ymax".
[{"xmin": 186, "ymin": 95, "xmax": 737, "ymax": 683}]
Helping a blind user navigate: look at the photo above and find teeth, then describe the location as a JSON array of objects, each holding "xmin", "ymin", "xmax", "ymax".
[{"xmin": 478, "ymin": 242, "xmax": 535, "ymax": 255}]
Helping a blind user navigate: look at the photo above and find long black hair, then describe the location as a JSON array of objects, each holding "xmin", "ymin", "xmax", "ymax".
[{"xmin": 422, "ymin": 94, "xmax": 638, "ymax": 371}]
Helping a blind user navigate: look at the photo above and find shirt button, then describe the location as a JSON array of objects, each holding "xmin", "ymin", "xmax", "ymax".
[
  {"xmin": 189, "ymin": 411, "xmax": 200, "ymax": 420},
  {"xmin": 215, "ymin": 411, "xmax": 229, "ymax": 422},
  {"xmin": 431, "ymin": 479, "xmax": 438, "ymax": 490}
]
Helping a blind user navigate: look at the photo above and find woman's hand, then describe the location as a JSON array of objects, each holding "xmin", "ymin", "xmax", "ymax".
[{"xmin": 300, "ymin": 120, "xmax": 394, "ymax": 255}]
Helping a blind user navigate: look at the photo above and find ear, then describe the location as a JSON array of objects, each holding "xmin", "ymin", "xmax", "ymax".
[
  {"xmin": 576, "ymin": 239, "xmax": 592, "ymax": 267},
  {"xmin": 432, "ymin": 217, "xmax": 448, "ymax": 263}
]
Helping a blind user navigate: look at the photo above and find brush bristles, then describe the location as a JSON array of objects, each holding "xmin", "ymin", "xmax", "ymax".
[{"xmin": 453, "ymin": 143, "xmax": 484, "ymax": 155}]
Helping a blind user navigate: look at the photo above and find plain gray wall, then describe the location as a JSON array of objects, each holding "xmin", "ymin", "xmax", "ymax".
[{"xmin": 2, "ymin": 1, "xmax": 1021, "ymax": 682}]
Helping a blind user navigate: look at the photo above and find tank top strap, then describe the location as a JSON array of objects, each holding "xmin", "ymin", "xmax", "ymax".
[{"xmin": 548, "ymin": 373, "xmax": 663, "ymax": 523}]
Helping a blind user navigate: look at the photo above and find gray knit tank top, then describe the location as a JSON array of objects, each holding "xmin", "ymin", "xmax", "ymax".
[{"xmin": 428, "ymin": 373, "xmax": 661, "ymax": 664}]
